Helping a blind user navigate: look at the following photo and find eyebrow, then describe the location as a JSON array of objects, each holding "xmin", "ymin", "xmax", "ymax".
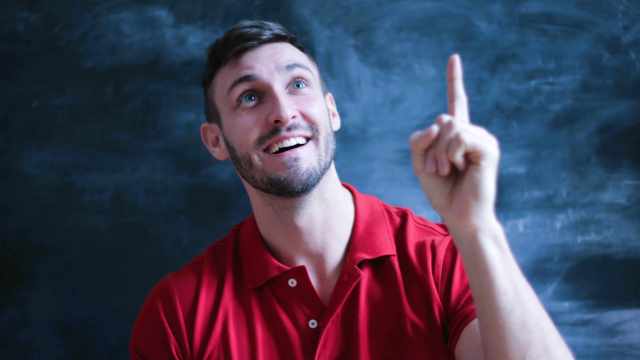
[
  {"xmin": 226, "ymin": 74, "xmax": 258, "ymax": 96},
  {"xmin": 284, "ymin": 62, "xmax": 314, "ymax": 74},
  {"xmin": 226, "ymin": 62, "xmax": 314, "ymax": 95}
]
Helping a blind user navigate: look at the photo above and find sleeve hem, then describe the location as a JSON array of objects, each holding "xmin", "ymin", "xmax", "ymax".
[{"xmin": 448, "ymin": 309, "xmax": 477, "ymax": 354}]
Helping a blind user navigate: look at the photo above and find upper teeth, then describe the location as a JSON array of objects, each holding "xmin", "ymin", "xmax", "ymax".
[{"xmin": 268, "ymin": 136, "xmax": 308, "ymax": 154}]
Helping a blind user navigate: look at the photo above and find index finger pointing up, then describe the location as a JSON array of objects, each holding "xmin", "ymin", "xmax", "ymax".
[{"xmin": 447, "ymin": 54, "xmax": 470, "ymax": 122}]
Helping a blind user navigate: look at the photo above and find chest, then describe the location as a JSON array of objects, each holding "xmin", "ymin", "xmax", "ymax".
[{"xmin": 194, "ymin": 260, "xmax": 452, "ymax": 359}]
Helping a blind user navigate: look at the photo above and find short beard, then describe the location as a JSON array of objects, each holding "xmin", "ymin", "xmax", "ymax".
[{"xmin": 223, "ymin": 123, "xmax": 335, "ymax": 198}]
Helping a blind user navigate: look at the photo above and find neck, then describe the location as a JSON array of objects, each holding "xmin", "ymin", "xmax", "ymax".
[{"xmin": 243, "ymin": 165, "xmax": 355, "ymax": 303}]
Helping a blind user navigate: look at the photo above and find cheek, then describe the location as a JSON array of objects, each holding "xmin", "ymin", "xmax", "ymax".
[
  {"xmin": 223, "ymin": 123, "xmax": 259, "ymax": 153},
  {"xmin": 225, "ymin": 110, "xmax": 263, "ymax": 134},
  {"xmin": 298, "ymin": 95, "xmax": 330, "ymax": 121}
]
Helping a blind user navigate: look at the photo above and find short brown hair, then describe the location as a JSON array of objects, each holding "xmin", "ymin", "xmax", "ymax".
[{"xmin": 202, "ymin": 20, "xmax": 318, "ymax": 125}]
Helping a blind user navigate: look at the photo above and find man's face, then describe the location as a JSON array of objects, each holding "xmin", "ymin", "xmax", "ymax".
[{"xmin": 209, "ymin": 42, "xmax": 341, "ymax": 197}]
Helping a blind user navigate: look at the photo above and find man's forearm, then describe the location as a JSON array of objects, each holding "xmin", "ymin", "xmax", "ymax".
[{"xmin": 449, "ymin": 218, "xmax": 574, "ymax": 360}]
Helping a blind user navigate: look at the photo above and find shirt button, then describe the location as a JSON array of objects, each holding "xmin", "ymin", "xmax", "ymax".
[
  {"xmin": 288, "ymin": 278, "xmax": 298, "ymax": 288},
  {"xmin": 308, "ymin": 319, "xmax": 318, "ymax": 329}
]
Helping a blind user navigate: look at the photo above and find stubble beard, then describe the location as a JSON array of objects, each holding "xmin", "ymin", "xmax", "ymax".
[{"xmin": 223, "ymin": 120, "xmax": 336, "ymax": 198}]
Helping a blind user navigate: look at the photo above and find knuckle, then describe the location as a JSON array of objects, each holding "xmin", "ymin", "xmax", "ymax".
[
  {"xmin": 443, "ymin": 119, "xmax": 455, "ymax": 131},
  {"xmin": 434, "ymin": 137, "xmax": 448, "ymax": 153},
  {"xmin": 490, "ymin": 134, "xmax": 498, "ymax": 147},
  {"xmin": 478, "ymin": 126, "xmax": 490, "ymax": 136},
  {"xmin": 453, "ymin": 132, "xmax": 464, "ymax": 144},
  {"xmin": 483, "ymin": 129, "xmax": 498, "ymax": 147},
  {"xmin": 435, "ymin": 114, "xmax": 449, "ymax": 125},
  {"xmin": 476, "ymin": 127, "xmax": 500, "ymax": 156}
]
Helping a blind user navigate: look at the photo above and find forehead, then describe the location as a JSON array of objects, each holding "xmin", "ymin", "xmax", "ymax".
[{"xmin": 212, "ymin": 42, "xmax": 319, "ymax": 94}]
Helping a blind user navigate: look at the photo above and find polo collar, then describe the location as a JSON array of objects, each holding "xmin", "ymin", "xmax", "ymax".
[{"xmin": 239, "ymin": 182, "xmax": 397, "ymax": 289}]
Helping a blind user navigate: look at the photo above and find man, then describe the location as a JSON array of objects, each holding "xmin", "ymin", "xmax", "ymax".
[{"xmin": 130, "ymin": 20, "xmax": 573, "ymax": 359}]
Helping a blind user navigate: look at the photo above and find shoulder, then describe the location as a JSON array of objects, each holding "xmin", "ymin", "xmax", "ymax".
[
  {"xmin": 348, "ymin": 184, "xmax": 449, "ymax": 240},
  {"xmin": 371, "ymin": 196, "xmax": 473, "ymax": 312},
  {"xmin": 164, "ymin": 222, "xmax": 242, "ymax": 301},
  {"xmin": 140, "ymin": 219, "xmax": 246, "ymax": 318},
  {"xmin": 374, "ymin": 196, "xmax": 451, "ymax": 247},
  {"xmin": 383, "ymin": 201, "xmax": 448, "ymax": 237},
  {"xmin": 130, "ymin": 220, "xmax": 247, "ymax": 356},
  {"xmin": 368, "ymin": 195, "xmax": 460, "ymax": 282},
  {"xmin": 347, "ymin": 184, "xmax": 455, "ymax": 262}
]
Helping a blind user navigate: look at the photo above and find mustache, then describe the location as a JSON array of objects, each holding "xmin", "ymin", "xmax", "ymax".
[{"xmin": 256, "ymin": 123, "xmax": 317, "ymax": 149}]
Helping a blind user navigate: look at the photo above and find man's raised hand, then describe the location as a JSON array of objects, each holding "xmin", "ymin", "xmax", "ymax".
[{"xmin": 409, "ymin": 54, "xmax": 500, "ymax": 235}]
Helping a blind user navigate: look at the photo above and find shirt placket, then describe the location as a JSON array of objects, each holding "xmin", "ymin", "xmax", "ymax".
[
  {"xmin": 314, "ymin": 265, "xmax": 363, "ymax": 360},
  {"xmin": 269, "ymin": 265, "xmax": 327, "ymax": 356}
]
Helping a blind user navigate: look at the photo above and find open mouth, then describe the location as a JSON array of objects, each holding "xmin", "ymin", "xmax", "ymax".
[{"xmin": 264, "ymin": 136, "xmax": 310, "ymax": 155}]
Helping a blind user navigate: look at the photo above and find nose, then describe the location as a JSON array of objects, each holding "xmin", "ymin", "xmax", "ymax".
[{"xmin": 267, "ymin": 91, "xmax": 298, "ymax": 127}]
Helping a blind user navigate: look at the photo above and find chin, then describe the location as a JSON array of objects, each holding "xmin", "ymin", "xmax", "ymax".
[{"xmin": 256, "ymin": 167, "xmax": 326, "ymax": 198}]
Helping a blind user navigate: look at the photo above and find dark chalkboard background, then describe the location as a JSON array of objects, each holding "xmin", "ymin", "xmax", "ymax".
[{"xmin": 2, "ymin": 0, "xmax": 639, "ymax": 358}]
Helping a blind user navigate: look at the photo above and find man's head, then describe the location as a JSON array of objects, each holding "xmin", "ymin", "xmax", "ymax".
[{"xmin": 200, "ymin": 20, "xmax": 341, "ymax": 198}]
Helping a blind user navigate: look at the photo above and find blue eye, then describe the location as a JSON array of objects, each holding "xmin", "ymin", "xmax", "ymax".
[
  {"xmin": 238, "ymin": 91, "xmax": 258, "ymax": 106},
  {"xmin": 292, "ymin": 79, "xmax": 307, "ymax": 89}
]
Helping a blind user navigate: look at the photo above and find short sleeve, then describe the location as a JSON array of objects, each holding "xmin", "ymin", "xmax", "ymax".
[
  {"xmin": 435, "ymin": 237, "xmax": 477, "ymax": 353},
  {"xmin": 129, "ymin": 276, "xmax": 190, "ymax": 360}
]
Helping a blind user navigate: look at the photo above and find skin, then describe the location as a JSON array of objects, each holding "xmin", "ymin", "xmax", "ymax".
[
  {"xmin": 201, "ymin": 43, "xmax": 574, "ymax": 359},
  {"xmin": 201, "ymin": 43, "xmax": 353, "ymax": 305},
  {"xmin": 410, "ymin": 55, "xmax": 574, "ymax": 359}
]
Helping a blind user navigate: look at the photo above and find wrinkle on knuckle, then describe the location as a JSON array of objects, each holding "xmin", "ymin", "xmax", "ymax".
[{"xmin": 444, "ymin": 120, "xmax": 456, "ymax": 132}]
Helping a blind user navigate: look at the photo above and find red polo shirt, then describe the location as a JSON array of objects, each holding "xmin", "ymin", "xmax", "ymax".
[{"xmin": 130, "ymin": 183, "xmax": 476, "ymax": 359}]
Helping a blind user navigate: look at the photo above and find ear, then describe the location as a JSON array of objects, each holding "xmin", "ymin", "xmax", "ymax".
[
  {"xmin": 200, "ymin": 122, "xmax": 229, "ymax": 161},
  {"xmin": 324, "ymin": 92, "xmax": 341, "ymax": 131}
]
